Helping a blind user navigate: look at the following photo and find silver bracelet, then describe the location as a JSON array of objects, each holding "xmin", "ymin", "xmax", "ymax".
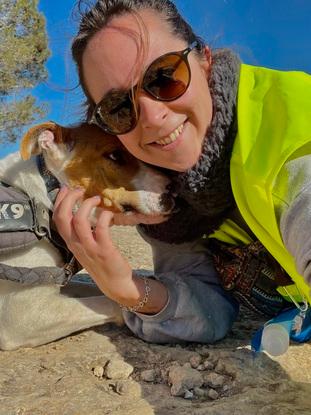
[{"xmin": 120, "ymin": 277, "xmax": 151, "ymax": 313}]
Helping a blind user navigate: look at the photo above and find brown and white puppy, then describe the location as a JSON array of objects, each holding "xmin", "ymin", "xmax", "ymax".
[
  {"xmin": 0, "ymin": 122, "xmax": 173, "ymax": 350},
  {"xmin": 21, "ymin": 121, "xmax": 173, "ymax": 216}
]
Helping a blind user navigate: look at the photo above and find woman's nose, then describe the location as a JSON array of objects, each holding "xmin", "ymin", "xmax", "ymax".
[{"xmin": 138, "ymin": 93, "xmax": 169, "ymax": 129}]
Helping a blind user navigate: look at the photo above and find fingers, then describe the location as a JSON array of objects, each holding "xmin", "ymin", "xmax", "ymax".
[
  {"xmin": 53, "ymin": 186, "xmax": 84, "ymax": 220},
  {"xmin": 52, "ymin": 188, "xmax": 134, "ymax": 302},
  {"xmin": 53, "ymin": 186, "xmax": 116, "ymax": 255},
  {"xmin": 53, "ymin": 187, "xmax": 85, "ymax": 243},
  {"xmin": 94, "ymin": 209, "xmax": 115, "ymax": 249},
  {"xmin": 53, "ymin": 185, "xmax": 71, "ymax": 211},
  {"xmin": 71, "ymin": 195, "xmax": 103, "ymax": 251}
]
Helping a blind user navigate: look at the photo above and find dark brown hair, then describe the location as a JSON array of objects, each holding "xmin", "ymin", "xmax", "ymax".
[{"xmin": 72, "ymin": 0, "xmax": 204, "ymax": 119}]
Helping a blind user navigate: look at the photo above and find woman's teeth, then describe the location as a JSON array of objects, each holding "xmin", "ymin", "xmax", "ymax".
[{"xmin": 155, "ymin": 124, "xmax": 184, "ymax": 146}]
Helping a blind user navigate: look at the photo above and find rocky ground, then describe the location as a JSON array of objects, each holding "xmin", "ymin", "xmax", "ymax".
[{"xmin": 1, "ymin": 226, "xmax": 311, "ymax": 415}]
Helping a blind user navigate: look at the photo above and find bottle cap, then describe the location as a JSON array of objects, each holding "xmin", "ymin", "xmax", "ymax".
[{"xmin": 261, "ymin": 323, "xmax": 290, "ymax": 356}]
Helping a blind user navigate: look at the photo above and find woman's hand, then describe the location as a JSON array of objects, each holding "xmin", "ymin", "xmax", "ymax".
[
  {"xmin": 53, "ymin": 186, "xmax": 134, "ymax": 301},
  {"xmin": 52, "ymin": 186, "xmax": 168, "ymax": 312}
]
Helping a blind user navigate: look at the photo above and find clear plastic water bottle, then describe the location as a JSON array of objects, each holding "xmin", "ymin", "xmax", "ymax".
[
  {"xmin": 261, "ymin": 322, "xmax": 290, "ymax": 356},
  {"xmin": 251, "ymin": 306, "xmax": 311, "ymax": 356}
]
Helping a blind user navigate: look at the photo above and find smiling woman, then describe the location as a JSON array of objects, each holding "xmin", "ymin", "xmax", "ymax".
[
  {"xmin": 79, "ymin": 7, "xmax": 213, "ymax": 172},
  {"xmin": 53, "ymin": 0, "xmax": 311, "ymax": 346}
]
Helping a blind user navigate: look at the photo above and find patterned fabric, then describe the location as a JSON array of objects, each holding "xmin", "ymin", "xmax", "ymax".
[{"xmin": 209, "ymin": 239, "xmax": 292, "ymax": 316}]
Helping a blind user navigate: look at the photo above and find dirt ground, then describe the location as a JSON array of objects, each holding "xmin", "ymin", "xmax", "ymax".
[{"xmin": 1, "ymin": 226, "xmax": 310, "ymax": 415}]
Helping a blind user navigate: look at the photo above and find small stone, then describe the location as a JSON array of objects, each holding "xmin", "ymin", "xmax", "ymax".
[
  {"xmin": 204, "ymin": 372, "xmax": 226, "ymax": 388},
  {"xmin": 193, "ymin": 387, "xmax": 207, "ymax": 397},
  {"xmin": 104, "ymin": 359, "xmax": 134, "ymax": 380},
  {"xmin": 199, "ymin": 346, "xmax": 210, "ymax": 357},
  {"xmin": 114, "ymin": 380, "xmax": 141, "ymax": 397},
  {"xmin": 170, "ymin": 383, "xmax": 185, "ymax": 397},
  {"xmin": 189, "ymin": 354, "xmax": 202, "ymax": 369},
  {"xmin": 168, "ymin": 361, "xmax": 180, "ymax": 369},
  {"xmin": 215, "ymin": 360, "xmax": 226, "ymax": 374},
  {"xmin": 169, "ymin": 365, "xmax": 204, "ymax": 397},
  {"xmin": 92, "ymin": 365, "xmax": 104, "ymax": 378},
  {"xmin": 184, "ymin": 389, "xmax": 194, "ymax": 399},
  {"xmin": 203, "ymin": 360, "xmax": 215, "ymax": 370},
  {"xmin": 222, "ymin": 384, "xmax": 231, "ymax": 392},
  {"xmin": 208, "ymin": 388, "xmax": 219, "ymax": 400},
  {"xmin": 206, "ymin": 352, "xmax": 219, "ymax": 364},
  {"xmin": 223, "ymin": 363, "xmax": 237, "ymax": 379},
  {"xmin": 140, "ymin": 369, "xmax": 156, "ymax": 382}
]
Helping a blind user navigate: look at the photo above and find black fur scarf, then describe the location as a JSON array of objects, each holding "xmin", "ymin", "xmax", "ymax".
[{"xmin": 139, "ymin": 49, "xmax": 241, "ymax": 244}]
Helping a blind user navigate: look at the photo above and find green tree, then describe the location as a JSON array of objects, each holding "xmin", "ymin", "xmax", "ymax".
[{"xmin": 0, "ymin": 0, "xmax": 50, "ymax": 143}]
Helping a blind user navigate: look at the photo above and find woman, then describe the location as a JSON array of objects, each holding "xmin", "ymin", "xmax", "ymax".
[{"xmin": 53, "ymin": 0, "xmax": 311, "ymax": 344}]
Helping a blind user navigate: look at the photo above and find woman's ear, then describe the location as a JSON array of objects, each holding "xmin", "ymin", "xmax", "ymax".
[{"xmin": 200, "ymin": 45, "xmax": 212, "ymax": 78}]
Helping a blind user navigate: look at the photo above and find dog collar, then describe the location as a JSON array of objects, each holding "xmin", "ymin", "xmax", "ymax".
[{"xmin": 36, "ymin": 154, "xmax": 60, "ymax": 203}]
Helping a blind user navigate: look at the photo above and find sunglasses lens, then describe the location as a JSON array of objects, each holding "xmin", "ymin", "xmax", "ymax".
[
  {"xmin": 95, "ymin": 90, "xmax": 137, "ymax": 134},
  {"xmin": 93, "ymin": 49, "xmax": 192, "ymax": 134},
  {"xmin": 144, "ymin": 53, "xmax": 190, "ymax": 100}
]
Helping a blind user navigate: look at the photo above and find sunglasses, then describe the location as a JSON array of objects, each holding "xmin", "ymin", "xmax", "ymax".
[{"xmin": 89, "ymin": 40, "xmax": 201, "ymax": 135}]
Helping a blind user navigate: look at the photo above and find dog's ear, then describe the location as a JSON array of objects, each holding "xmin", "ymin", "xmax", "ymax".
[{"xmin": 20, "ymin": 122, "xmax": 64, "ymax": 160}]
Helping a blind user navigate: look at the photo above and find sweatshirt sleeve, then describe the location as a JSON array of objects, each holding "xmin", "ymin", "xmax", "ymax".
[
  {"xmin": 273, "ymin": 154, "xmax": 311, "ymax": 286},
  {"xmin": 122, "ymin": 229, "xmax": 239, "ymax": 344}
]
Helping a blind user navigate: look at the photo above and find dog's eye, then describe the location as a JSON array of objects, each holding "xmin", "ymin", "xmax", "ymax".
[{"xmin": 104, "ymin": 150, "xmax": 125, "ymax": 165}]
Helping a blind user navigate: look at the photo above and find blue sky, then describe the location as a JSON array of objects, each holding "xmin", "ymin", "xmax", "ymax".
[{"xmin": 1, "ymin": 0, "xmax": 310, "ymax": 157}]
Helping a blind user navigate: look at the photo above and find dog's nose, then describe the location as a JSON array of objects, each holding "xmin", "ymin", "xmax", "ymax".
[
  {"xmin": 121, "ymin": 204, "xmax": 133, "ymax": 212},
  {"xmin": 159, "ymin": 193, "xmax": 175, "ymax": 213}
]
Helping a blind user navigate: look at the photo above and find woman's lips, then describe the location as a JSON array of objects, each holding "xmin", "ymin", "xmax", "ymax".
[
  {"xmin": 154, "ymin": 123, "xmax": 184, "ymax": 145},
  {"xmin": 149, "ymin": 121, "xmax": 187, "ymax": 150}
]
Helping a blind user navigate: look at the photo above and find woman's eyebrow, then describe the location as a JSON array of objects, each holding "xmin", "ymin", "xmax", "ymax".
[{"xmin": 100, "ymin": 86, "xmax": 131, "ymax": 99}]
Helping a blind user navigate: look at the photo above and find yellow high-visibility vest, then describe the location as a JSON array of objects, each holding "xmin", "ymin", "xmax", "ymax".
[{"xmin": 214, "ymin": 64, "xmax": 311, "ymax": 303}]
